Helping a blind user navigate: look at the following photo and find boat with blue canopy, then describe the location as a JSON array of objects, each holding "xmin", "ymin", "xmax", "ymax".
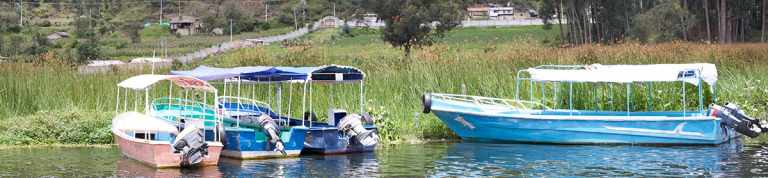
[
  {"xmin": 171, "ymin": 64, "xmax": 378, "ymax": 157},
  {"xmin": 422, "ymin": 63, "xmax": 767, "ymax": 145},
  {"xmin": 300, "ymin": 65, "xmax": 379, "ymax": 154},
  {"xmin": 172, "ymin": 65, "xmax": 311, "ymax": 159}
]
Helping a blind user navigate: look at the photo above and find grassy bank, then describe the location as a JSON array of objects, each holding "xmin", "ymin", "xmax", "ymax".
[{"xmin": 1, "ymin": 26, "xmax": 768, "ymax": 145}]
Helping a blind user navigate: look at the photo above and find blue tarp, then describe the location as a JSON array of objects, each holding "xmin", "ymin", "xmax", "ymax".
[{"xmin": 171, "ymin": 65, "xmax": 364, "ymax": 82}]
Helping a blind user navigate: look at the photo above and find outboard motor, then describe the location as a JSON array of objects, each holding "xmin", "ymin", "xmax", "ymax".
[
  {"xmin": 710, "ymin": 103, "xmax": 768, "ymax": 138},
  {"xmin": 173, "ymin": 127, "xmax": 208, "ymax": 167},
  {"xmin": 254, "ymin": 114, "xmax": 287, "ymax": 156},
  {"xmin": 337, "ymin": 113, "xmax": 379, "ymax": 147}
]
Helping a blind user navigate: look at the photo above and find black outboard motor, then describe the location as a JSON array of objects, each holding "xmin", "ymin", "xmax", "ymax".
[
  {"xmin": 337, "ymin": 113, "xmax": 379, "ymax": 147},
  {"xmin": 255, "ymin": 114, "xmax": 287, "ymax": 156},
  {"xmin": 710, "ymin": 103, "xmax": 768, "ymax": 138},
  {"xmin": 173, "ymin": 127, "xmax": 209, "ymax": 167}
]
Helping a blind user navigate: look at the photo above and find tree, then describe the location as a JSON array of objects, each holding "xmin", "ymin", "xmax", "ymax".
[
  {"xmin": 0, "ymin": 34, "xmax": 5, "ymax": 57},
  {"xmin": 9, "ymin": 35, "xmax": 23, "ymax": 56},
  {"xmin": 366, "ymin": 0, "xmax": 464, "ymax": 57},
  {"xmin": 632, "ymin": 0, "xmax": 695, "ymax": 43},
  {"xmin": 719, "ymin": 0, "xmax": 727, "ymax": 43},
  {"xmin": 121, "ymin": 21, "xmax": 143, "ymax": 43},
  {"xmin": 26, "ymin": 30, "xmax": 50, "ymax": 55}
]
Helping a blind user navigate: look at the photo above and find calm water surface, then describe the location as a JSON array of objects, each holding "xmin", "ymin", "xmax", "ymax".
[{"xmin": 1, "ymin": 141, "xmax": 768, "ymax": 177}]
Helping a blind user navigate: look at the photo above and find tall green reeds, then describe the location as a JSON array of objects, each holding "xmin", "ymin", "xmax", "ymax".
[{"xmin": 2, "ymin": 26, "xmax": 768, "ymax": 144}]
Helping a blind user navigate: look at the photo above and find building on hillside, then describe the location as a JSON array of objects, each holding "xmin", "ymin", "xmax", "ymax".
[
  {"xmin": 468, "ymin": 3, "xmax": 537, "ymax": 20},
  {"xmin": 46, "ymin": 32, "xmax": 70, "ymax": 43},
  {"xmin": 466, "ymin": 5, "xmax": 490, "ymax": 20},
  {"xmin": 169, "ymin": 15, "xmax": 202, "ymax": 36},
  {"xmin": 317, "ymin": 16, "xmax": 343, "ymax": 28},
  {"xmin": 488, "ymin": 6, "xmax": 517, "ymax": 20}
]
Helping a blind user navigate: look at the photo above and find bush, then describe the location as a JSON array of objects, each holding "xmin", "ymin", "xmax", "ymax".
[{"xmin": 0, "ymin": 109, "xmax": 112, "ymax": 145}]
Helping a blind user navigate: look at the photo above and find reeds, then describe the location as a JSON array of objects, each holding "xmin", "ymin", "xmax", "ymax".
[{"xmin": 2, "ymin": 26, "xmax": 767, "ymax": 144}]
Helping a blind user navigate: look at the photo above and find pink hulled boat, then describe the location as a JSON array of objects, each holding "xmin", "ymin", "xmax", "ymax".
[{"xmin": 112, "ymin": 75, "xmax": 224, "ymax": 168}]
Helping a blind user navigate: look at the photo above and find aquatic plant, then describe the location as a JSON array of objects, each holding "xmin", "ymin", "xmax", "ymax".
[{"xmin": 1, "ymin": 26, "xmax": 768, "ymax": 145}]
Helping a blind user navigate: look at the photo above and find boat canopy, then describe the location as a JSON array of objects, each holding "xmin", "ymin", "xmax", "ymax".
[
  {"xmin": 117, "ymin": 74, "xmax": 217, "ymax": 92},
  {"xmin": 309, "ymin": 65, "xmax": 365, "ymax": 83},
  {"xmin": 171, "ymin": 64, "xmax": 365, "ymax": 83},
  {"xmin": 524, "ymin": 63, "xmax": 717, "ymax": 89}
]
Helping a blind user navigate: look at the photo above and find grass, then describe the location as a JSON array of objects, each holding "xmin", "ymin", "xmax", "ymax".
[{"xmin": 1, "ymin": 25, "xmax": 768, "ymax": 145}]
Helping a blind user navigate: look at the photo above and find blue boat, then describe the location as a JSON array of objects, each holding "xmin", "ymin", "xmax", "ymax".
[
  {"xmin": 171, "ymin": 65, "xmax": 379, "ymax": 157},
  {"xmin": 422, "ymin": 64, "xmax": 767, "ymax": 145},
  {"xmin": 172, "ymin": 66, "xmax": 311, "ymax": 159},
  {"xmin": 300, "ymin": 65, "xmax": 379, "ymax": 154}
]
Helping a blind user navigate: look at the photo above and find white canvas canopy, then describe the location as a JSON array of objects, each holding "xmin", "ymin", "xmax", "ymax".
[
  {"xmin": 524, "ymin": 63, "xmax": 717, "ymax": 90},
  {"xmin": 117, "ymin": 74, "xmax": 217, "ymax": 92}
]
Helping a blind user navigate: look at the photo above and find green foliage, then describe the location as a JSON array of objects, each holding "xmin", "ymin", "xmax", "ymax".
[
  {"xmin": 26, "ymin": 30, "xmax": 50, "ymax": 55},
  {"xmin": 120, "ymin": 22, "xmax": 143, "ymax": 43},
  {"xmin": 0, "ymin": 109, "xmax": 112, "ymax": 145},
  {"xmin": 139, "ymin": 25, "xmax": 171, "ymax": 38},
  {"xmin": 9, "ymin": 35, "xmax": 24, "ymax": 56},
  {"xmin": 366, "ymin": 0, "xmax": 465, "ymax": 56},
  {"xmin": 632, "ymin": 0, "xmax": 695, "ymax": 43},
  {"xmin": 74, "ymin": 39, "xmax": 101, "ymax": 63}
]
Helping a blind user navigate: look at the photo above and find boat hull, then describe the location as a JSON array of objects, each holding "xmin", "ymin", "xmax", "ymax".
[
  {"xmin": 221, "ymin": 126, "xmax": 308, "ymax": 159},
  {"xmin": 433, "ymin": 110, "xmax": 738, "ymax": 145},
  {"xmin": 302, "ymin": 126, "xmax": 377, "ymax": 154},
  {"xmin": 113, "ymin": 133, "xmax": 223, "ymax": 168}
]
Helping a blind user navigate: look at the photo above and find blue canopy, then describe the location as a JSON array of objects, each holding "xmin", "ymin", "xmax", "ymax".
[
  {"xmin": 171, "ymin": 65, "xmax": 364, "ymax": 83},
  {"xmin": 309, "ymin": 65, "xmax": 365, "ymax": 83},
  {"xmin": 169, "ymin": 65, "xmax": 242, "ymax": 81},
  {"xmin": 240, "ymin": 66, "xmax": 318, "ymax": 82}
]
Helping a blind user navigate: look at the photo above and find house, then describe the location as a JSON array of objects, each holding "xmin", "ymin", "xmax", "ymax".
[
  {"xmin": 169, "ymin": 15, "xmax": 202, "ymax": 36},
  {"xmin": 488, "ymin": 6, "xmax": 516, "ymax": 20},
  {"xmin": 466, "ymin": 5, "xmax": 489, "ymax": 20},
  {"xmin": 46, "ymin": 32, "xmax": 70, "ymax": 43},
  {"xmin": 467, "ymin": 3, "xmax": 536, "ymax": 21},
  {"xmin": 317, "ymin": 16, "xmax": 343, "ymax": 28}
]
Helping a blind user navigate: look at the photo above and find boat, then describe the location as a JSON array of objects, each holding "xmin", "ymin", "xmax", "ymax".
[
  {"xmin": 112, "ymin": 74, "xmax": 223, "ymax": 168},
  {"xmin": 171, "ymin": 66, "xmax": 311, "ymax": 159},
  {"xmin": 422, "ymin": 64, "xmax": 767, "ymax": 145},
  {"xmin": 171, "ymin": 65, "xmax": 379, "ymax": 155},
  {"xmin": 300, "ymin": 65, "xmax": 379, "ymax": 154}
]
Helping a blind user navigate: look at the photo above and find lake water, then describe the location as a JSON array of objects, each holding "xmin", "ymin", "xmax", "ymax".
[{"xmin": 1, "ymin": 141, "xmax": 768, "ymax": 177}]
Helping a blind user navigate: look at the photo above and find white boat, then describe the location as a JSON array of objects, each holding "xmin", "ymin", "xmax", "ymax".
[{"xmin": 112, "ymin": 74, "xmax": 223, "ymax": 168}]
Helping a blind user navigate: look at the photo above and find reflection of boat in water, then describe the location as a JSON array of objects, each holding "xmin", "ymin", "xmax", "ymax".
[
  {"xmin": 424, "ymin": 64, "xmax": 767, "ymax": 145},
  {"xmin": 115, "ymin": 157, "xmax": 223, "ymax": 177},
  {"xmin": 216, "ymin": 153, "xmax": 378, "ymax": 177},
  {"xmin": 432, "ymin": 142, "xmax": 744, "ymax": 177}
]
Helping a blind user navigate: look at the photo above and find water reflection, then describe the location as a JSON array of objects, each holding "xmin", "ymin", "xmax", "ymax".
[
  {"xmin": 0, "ymin": 141, "xmax": 767, "ymax": 177},
  {"xmin": 115, "ymin": 158, "xmax": 223, "ymax": 177},
  {"xmin": 427, "ymin": 140, "xmax": 768, "ymax": 177},
  {"xmin": 217, "ymin": 153, "xmax": 379, "ymax": 177}
]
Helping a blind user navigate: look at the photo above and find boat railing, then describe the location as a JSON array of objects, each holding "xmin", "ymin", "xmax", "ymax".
[
  {"xmin": 151, "ymin": 97, "xmax": 214, "ymax": 111},
  {"xmin": 431, "ymin": 93, "xmax": 551, "ymax": 111}
]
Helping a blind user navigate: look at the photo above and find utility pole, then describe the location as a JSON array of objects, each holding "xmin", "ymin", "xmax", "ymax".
[
  {"xmin": 17, "ymin": 0, "xmax": 23, "ymax": 27},
  {"xmin": 265, "ymin": 0, "xmax": 269, "ymax": 21},
  {"xmin": 293, "ymin": 7, "xmax": 298, "ymax": 30},
  {"xmin": 230, "ymin": 19, "xmax": 233, "ymax": 42}
]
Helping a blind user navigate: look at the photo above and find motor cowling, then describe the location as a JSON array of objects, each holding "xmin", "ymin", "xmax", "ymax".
[
  {"xmin": 711, "ymin": 103, "xmax": 768, "ymax": 138},
  {"xmin": 173, "ymin": 127, "xmax": 208, "ymax": 167},
  {"xmin": 337, "ymin": 113, "xmax": 379, "ymax": 147},
  {"xmin": 255, "ymin": 114, "xmax": 286, "ymax": 156},
  {"xmin": 422, "ymin": 93, "xmax": 432, "ymax": 114}
]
